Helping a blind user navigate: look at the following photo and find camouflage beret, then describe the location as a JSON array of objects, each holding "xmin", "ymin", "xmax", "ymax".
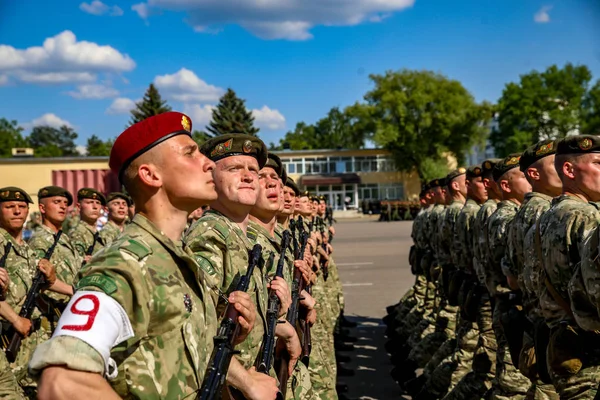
[
  {"xmin": 556, "ymin": 135, "xmax": 600, "ymax": 155},
  {"xmin": 0, "ymin": 187, "xmax": 33, "ymax": 204},
  {"xmin": 77, "ymin": 188, "xmax": 106, "ymax": 206},
  {"xmin": 481, "ymin": 158, "xmax": 502, "ymax": 176},
  {"xmin": 466, "ymin": 165, "xmax": 483, "ymax": 180},
  {"xmin": 520, "ymin": 139, "xmax": 559, "ymax": 171},
  {"xmin": 264, "ymin": 153, "xmax": 284, "ymax": 179},
  {"xmin": 200, "ymin": 134, "xmax": 268, "ymax": 168},
  {"xmin": 106, "ymin": 192, "xmax": 132, "ymax": 206},
  {"xmin": 493, "ymin": 153, "xmax": 522, "ymax": 182},
  {"xmin": 285, "ymin": 177, "xmax": 300, "ymax": 196},
  {"xmin": 38, "ymin": 186, "xmax": 73, "ymax": 206},
  {"xmin": 446, "ymin": 167, "xmax": 467, "ymax": 184}
]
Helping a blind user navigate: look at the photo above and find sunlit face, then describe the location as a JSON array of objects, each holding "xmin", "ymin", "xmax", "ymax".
[
  {"xmin": 466, "ymin": 177, "xmax": 487, "ymax": 204},
  {"xmin": 311, "ymin": 200, "xmax": 319, "ymax": 215},
  {"xmin": 40, "ymin": 196, "xmax": 69, "ymax": 225},
  {"xmin": 296, "ymin": 196, "xmax": 312, "ymax": 216},
  {"xmin": 282, "ymin": 186, "xmax": 296, "ymax": 216},
  {"xmin": 213, "ymin": 156, "xmax": 259, "ymax": 208},
  {"xmin": 254, "ymin": 166, "xmax": 282, "ymax": 214},
  {"xmin": 538, "ymin": 154, "xmax": 562, "ymax": 192},
  {"xmin": 79, "ymin": 198, "xmax": 102, "ymax": 222},
  {"xmin": 571, "ymin": 154, "xmax": 600, "ymax": 202},
  {"xmin": 500, "ymin": 168, "xmax": 532, "ymax": 203},
  {"xmin": 318, "ymin": 201, "xmax": 326, "ymax": 215},
  {"xmin": 107, "ymin": 198, "xmax": 128, "ymax": 223},
  {"xmin": 0, "ymin": 201, "xmax": 29, "ymax": 232},
  {"xmin": 433, "ymin": 186, "xmax": 445, "ymax": 203}
]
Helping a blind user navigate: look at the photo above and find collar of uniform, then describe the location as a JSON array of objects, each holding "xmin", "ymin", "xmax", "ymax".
[
  {"xmin": 40, "ymin": 223, "xmax": 63, "ymax": 238},
  {"xmin": 202, "ymin": 209, "xmax": 253, "ymax": 248},
  {"xmin": 130, "ymin": 213, "xmax": 187, "ymax": 258},
  {"xmin": 498, "ymin": 199, "xmax": 520, "ymax": 210},
  {"xmin": 528, "ymin": 191, "xmax": 553, "ymax": 202},
  {"xmin": 248, "ymin": 220, "xmax": 277, "ymax": 245},
  {"xmin": 465, "ymin": 198, "xmax": 480, "ymax": 207},
  {"xmin": 451, "ymin": 200, "xmax": 465, "ymax": 206},
  {"xmin": 0, "ymin": 228, "xmax": 25, "ymax": 256},
  {"xmin": 79, "ymin": 220, "xmax": 97, "ymax": 235},
  {"xmin": 552, "ymin": 193, "xmax": 589, "ymax": 206}
]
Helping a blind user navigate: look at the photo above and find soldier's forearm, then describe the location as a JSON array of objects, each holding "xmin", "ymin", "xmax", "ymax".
[
  {"xmin": 38, "ymin": 367, "xmax": 121, "ymax": 400},
  {"xmin": 0, "ymin": 301, "xmax": 20, "ymax": 324},
  {"xmin": 49, "ymin": 279, "xmax": 74, "ymax": 296}
]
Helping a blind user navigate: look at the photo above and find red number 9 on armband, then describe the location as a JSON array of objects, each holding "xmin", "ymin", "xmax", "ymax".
[{"xmin": 62, "ymin": 294, "xmax": 100, "ymax": 332}]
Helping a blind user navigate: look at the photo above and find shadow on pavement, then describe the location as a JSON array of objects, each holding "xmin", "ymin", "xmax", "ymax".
[{"xmin": 337, "ymin": 315, "xmax": 402, "ymax": 400}]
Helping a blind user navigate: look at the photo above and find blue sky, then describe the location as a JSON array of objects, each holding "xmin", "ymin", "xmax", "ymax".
[{"xmin": 0, "ymin": 0, "xmax": 599, "ymax": 150}]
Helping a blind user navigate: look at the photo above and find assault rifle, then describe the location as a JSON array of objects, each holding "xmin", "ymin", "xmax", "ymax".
[
  {"xmin": 0, "ymin": 242, "xmax": 13, "ymax": 301},
  {"xmin": 4, "ymin": 230, "xmax": 62, "ymax": 362},
  {"xmin": 198, "ymin": 244, "xmax": 262, "ymax": 400},
  {"xmin": 318, "ymin": 218, "xmax": 329, "ymax": 281},
  {"xmin": 296, "ymin": 219, "xmax": 312, "ymax": 366},
  {"xmin": 81, "ymin": 231, "xmax": 100, "ymax": 267}
]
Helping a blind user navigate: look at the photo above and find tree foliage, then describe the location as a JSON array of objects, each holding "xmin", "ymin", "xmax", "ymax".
[
  {"xmin": 0, "ymin": 119, "xmax": 28, "ymax": 157},
  {"xmin": 129, "ymin": 83, "xmax": 172, "ymax": 125},
  {"xmin": 191, "ymin": 130, "xmax": 210, "ymax": 146},
  {"xmin": 491, "ymin": 63, "xmax": 595, "ymax": 156},
  {"xmin": 582, "ymin": 79, "xmax": 600, "ymax": 135},
  {"xmin": 29, "ymin": 125, "xmax": 79, "ymax": 157},
  {"xmin": 86, "ymin": 135, "xmax": 113, "ymax": 156},
  {"xmin": 206, "ymin": 88, "xmax": 259, "ymax": 137}
]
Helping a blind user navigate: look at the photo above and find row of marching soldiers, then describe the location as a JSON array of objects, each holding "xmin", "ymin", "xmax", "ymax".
[
  {"xmin": 385, "ymin": 134, "xmax": 600, "ymax": 400},
  {"xmin": 0, "ymin": 111, "xmax": 353, "ymax": 400}
]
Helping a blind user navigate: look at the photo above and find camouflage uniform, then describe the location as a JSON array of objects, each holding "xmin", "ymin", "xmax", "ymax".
[
  {"xmin": 68, "ymin": 220, "xmax": 105, "ymax": 259},
  {"xmin": 485, "ymin": 200, "xmax": 530, "ymax": 399},
  {"xmin": 98, "ymin": 220, "xmax": 123, "ymax": 246},
  {"xmin": 537, "ymin": 196, "xmax": 600, "ymax": 399},
  {"xmin": 29, "ymin": 214, "xmax": 218, "ymax": 398}
]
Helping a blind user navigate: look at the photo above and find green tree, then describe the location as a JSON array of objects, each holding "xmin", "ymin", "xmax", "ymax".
[
  {"xmin": 206, "ymin": 88, "xmax": 259, "ymax": 137},
  {"xmin": 279, "ymin": 122, "xmax": 317, "ymax": 150},
  {"xmin": 129, "ymin": 83, "xmax": 172, "ymax": 125},
  {"xmin": 582, "ymin": 79, "xmax": 600, "ymax": 135},
  {"xmin": 191, "ymin": 130, "xmax": 210, "ymax": 146},
  {"xmin": 350, "ymin": 69, "xmax": 490, "ymax": 182},
  {"xmin": 86, "ymin": 135, "xmax": 113, "ymax": 156},
  {"xmin": 491, "ymin": 63, "xmax": 593, "ymax": 156},
  {"xmin": 0, "ymin": 118, "xmax": 28, "ymax": 157},
  {"xmin": 29, "ymin": 125, "xmax": 79, "ymax": 157}
]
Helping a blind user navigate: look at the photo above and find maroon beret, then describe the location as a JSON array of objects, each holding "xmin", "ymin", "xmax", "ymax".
[{"xmin": 109, "ymin": 112, "xmax": 193, "ymax": 181}]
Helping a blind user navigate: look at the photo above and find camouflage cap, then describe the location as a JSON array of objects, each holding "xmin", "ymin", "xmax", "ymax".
[
  {"xmin": 106, "ymin": 192, "xmax": 133, "ymax": 206},
  {"xmin": 446, "ymin": 167, "xmax": 467, "ymax": 184},
  {"xmin": 466, "ymin": 164, "xmax": 483, "ymax": 180},
  {"xmin": 38, "ymin": 186, "xmax": 73, "ymax": 206},
  {"xmin": 264, "ymin": 153, "xmax": 284, "ymax": 179},
  {"xmin": 520, "ymin": 139, "xmax": 559, "ymax": 172},
  {"xmin": 200, "ymin": 134, "xmax": 268, "ymax": 168},
  {"xmin": 285, "ymin": 177, "xmax": 300, "ymax": 195},
  {"xmin": 556, "ymin": 135, "xmax": 600, "ymax": 155},
  {"xmin": 77, "ymin": 188, "xmax": 107, "ymax": 206},
  {"xmin": 493, "ymin": 153, "xmax": 522, "ymax": 182},
  {"xmin": 0, "ymin": 187, "xmax": 33, "ymax": 204}
]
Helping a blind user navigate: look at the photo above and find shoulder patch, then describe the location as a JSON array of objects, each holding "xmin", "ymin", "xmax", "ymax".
[
  {"xmin": 77, "ymin": 275, "xmax": 118, "ymax": 295},
  {"xmin": 195, "ymin": 255, "xmax": 216, "ymax": 276},
  {"xmin": 247, "ymin": 229, "xmax": 258, "ymax": 242},
  {"xmin": 120, "ymin": 238, "xmax": 152, "ymax": 260},
  {"xmin": 211, "ymin": 224, "xmax": 229, "ymax": 240}
]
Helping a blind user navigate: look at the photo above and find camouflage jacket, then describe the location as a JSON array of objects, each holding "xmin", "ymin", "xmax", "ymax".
[
  {"xmin": 473, "ymin": 199, "xmax": 498, "ymax": 286},
  {"xmin": 29, "ymin": 214, "xmax": 218, "ymax": 399},
  {"xmin": 184, "ymin": 209, "xmax": 268, "ymax": 369},
  {"xmin": 428, "ymin": 204, "xmax": 446, "ymax": 265},
  {"xmin": 99, "ymin": 220, "xmax": 123, "ymax": 246},
  {"xmin": 436, "ymin": 206, "xmax": 454, "ymax": 267},
  {"xmin": 442, "ymin": 200, "xmax": 466, "ymax": 267},
  {"xmin": 0, "ymin": 229, "xmax": 40, "ymax": 320},
  {"xmin": 247, "ymin": 220, "xmax": 293, "ymax": 284},
  {"xmin": 68, "ymin": 220, "xmax": 105, "ymax": 259},
  {"xmin": 28, "ymin": 224, "xmax": 81, "ymax": 303},
  {"xmin": 413, "ymin": 206, "xmax": 430, "ymax": 251},
  {"xmin": 538, "ymin": 195, "xmax": 600, "ymax": 328},
  {"xmin": 454, "ymin": 199, "xmax": 480, "ymax": 274},
  {"xmin": 573, "ymin": 223, "xmax": 600, "ymax": 331},
  {"xmin": 485, "ymin": 199, "xmax": 519, "ymax": 297}
]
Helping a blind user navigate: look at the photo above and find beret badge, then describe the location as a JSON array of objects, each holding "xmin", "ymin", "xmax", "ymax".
[
  {"xmin": 40, "ymin": 189, "xmax": 48, "ymax": 196},
  {"xmin": 211, "ymin": 138, "xmax": 233, "ymax": 157},
  {"xmin": 458, "ymin": 167, "xmax": 466, "ymax": 174},
  {"xmin": 506, "ymin": 156, "xmax": 520, "ymax": 166},
  {"xmin": 243, "ymin": 140, "xmax": 253, "ymax": 154},
  {"xmin": 181, "ymin": 115, "xmax": 191, "ymax": 132},
  {"xmin": 535, "ymin": 142, "xmax": 554, "ymax": 156},
  {"xmin": 484, "ymin": 161, "xmax": 491, "ymax": 169},
  {"xmin": 474, "ymin": 167, "xmax": 481, "ymax": 175},
  {"xmin": 15, "ymin": 192, "xmax": 21, "ymax": 199},
  {"xmin": 0, "ymin": 191, "xmax": 7, "ymax": 199},
  {"xmin": 579, "ymin": 138, "xmax": 592, "ymax": 151}
]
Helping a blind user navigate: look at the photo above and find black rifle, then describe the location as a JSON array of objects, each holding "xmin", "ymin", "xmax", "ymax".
[
  {"xmin": 198, "ymin": 244, "xmax": 262, "ymax": 400},
  {"xmin": 318, "ymin": 219, "xmax": 329, "ymax": 281},
  {"xmin": 5, "ymin": 230, "xmax": 62, "ymax": 362},
  {"xmin": 81, "ymin": 232, "xmax": 100, "ymax": 267},
  {"xmin": 0, "ymin": 242, "xmax": 13, "ymax": 301},
  {"xmin": 296, "ymin": 220, "xmax": 312, "ymax": 366}
]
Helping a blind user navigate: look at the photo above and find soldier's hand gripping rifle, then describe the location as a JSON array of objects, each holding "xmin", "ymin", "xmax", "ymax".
[
  {"xmin": 4, "ymin": 230, "xmax": 62, "ymax": 362},
  {"xmin": 81, "ymin": 232, "xmax": 100, "ymax": 267},
  {"xmin": 198, "ymin": 244, "xmax": 262, "ymax": 400},
  {"xmin": 0, "ymin": 242, "xmax": 13, "ymax": 302}
]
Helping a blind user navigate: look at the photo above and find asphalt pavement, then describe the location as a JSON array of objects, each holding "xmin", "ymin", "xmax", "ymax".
[{"xmin": 333, "ymin": 218, "xmax": 414, "ymax": 399}]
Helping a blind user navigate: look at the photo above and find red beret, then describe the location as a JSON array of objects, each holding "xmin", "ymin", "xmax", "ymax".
[{"xmin": 109, "ymin": 112, "xmax": 192, "ymax": 182}]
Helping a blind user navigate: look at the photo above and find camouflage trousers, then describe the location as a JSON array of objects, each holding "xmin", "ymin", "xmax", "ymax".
[
  {"xmin": 0, "ymin": 350, "xmax": 25, "ymax": 400},
  {"xmin": 286, "ymin": 360, "xmax": 316, "ymax": 400},
  {"xmin": 408, "ymin": 302, "xmax": 458, "ymax": 368}
]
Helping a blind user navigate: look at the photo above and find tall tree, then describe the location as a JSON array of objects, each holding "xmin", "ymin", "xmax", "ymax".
[
  {"xmin": 0, "ymin": 118, "xmax": 28, "ymax": 157},
  {"xmin": 86, "ymin": 135, "xmax": 113, "ymax": 156},
  {"xmin": 129, "ymin": 83, "xmax": 172, "ymax": 125},
  {"xmin": 279, "ymin": 122, "xmax": 317, "ymax": 150},
  {"xmin": 206, "ymin": 88, "xmax": 259, "ymax": 137},
  {"xmin": 350, "ymin": 69, "xmax": 490, "ymax": 182},
  {"xmin": 29, "ymin": 125, "xmax": 79, "ymax": 157},
  {"xmin": 191, "ymin": 130, "xmax": 210, "ymax": 146},
  {"xmin": 491, "ymin": 63, "xmax": 593, "ymax": 156}
]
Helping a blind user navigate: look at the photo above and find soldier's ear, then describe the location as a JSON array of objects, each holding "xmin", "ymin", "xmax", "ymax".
[{"xmin": 562, "ymin": 161, "xmax": 576, "ymax": 180}]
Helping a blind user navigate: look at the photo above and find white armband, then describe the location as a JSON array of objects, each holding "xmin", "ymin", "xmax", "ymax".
[{"xmin": 53, "ymin": 291, "xmax": 135, "ymax": 378}]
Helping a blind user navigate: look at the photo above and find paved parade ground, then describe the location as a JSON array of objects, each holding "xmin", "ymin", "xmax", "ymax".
[{"xmin": 334, "ymin": 218, "xmax": 414, "ymax": 399}]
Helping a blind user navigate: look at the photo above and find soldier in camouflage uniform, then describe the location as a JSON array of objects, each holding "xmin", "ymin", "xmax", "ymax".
[
  {"xmin": 484, "ymin": 154, "xmax": 532, "ymax": 399},
  {"xmin": 0, "ymin": 187, "xmax": 62, "ymax": 397},
  {"xmin": 68, "ymin": 188, "xmax": 106, "ymax": 262},
  {"xmin": 98, "ymin": 192, "xmax": 130, "ymax": 245},
  {"xmin": 28, "ymin": 186, "xmax": 81, "ymax": 330},
  {"xmin": 536, "ymin": 135, "xmax": 600, "ymax": 399},
  {"xmin": 31, "ymin": 112, "xmax": 272, "ymax": 399},
  {"xmin": 505, "ymin": 140, "xmax": 562, "ymax": 400},
  {"xmin": 25, "ymin": 212, "xmax": 43, "ymax": 241}
]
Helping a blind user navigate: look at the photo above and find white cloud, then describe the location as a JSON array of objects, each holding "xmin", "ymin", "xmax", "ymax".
[
  {"xmin": 0, "ymin": 30, "xmax": 135, "ymax": 85},
  {"xmin": 154, "ymin": 68, "xmax": 224, "ymax": 102},
  {"xmin": 132, "ymin": 2, "xmax": 151, "ymax": 19},
  {"xmin": 22, "ymin": 113, "xmax": 73, "ymax": 130},
  {"xmin": 67, "ymin": 84, "xmax": 119, "ymax": 99},
  {"xmin": 183, "ymin": 104, "xmax": 215, "ymax": 129},
  {"xmin": 76, "ymin": 145, "xmax": 88, "ymax": 155},
  {"xmin": 139, "ymin": 0, "xmax": 414, "ymax": 40},
  {"xmin": 106, "ymin": 97, "xmax": 137, "ymax": 114},
  {"xmin": 252, "ymin": 106, "xmax": 286, "ymax": 130},
  {"xmin": 80, "ymin": 1, "xmax": 124, "ymax": 16},
  {"xmin": 534, "ymin": 6, "xmax": 552, "ymax": 23},
  {"xmin": 0, "ymin": 75, "xmax": 8, "ymax": 86}
]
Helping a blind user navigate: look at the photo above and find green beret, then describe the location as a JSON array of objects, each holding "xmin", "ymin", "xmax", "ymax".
[
  {"xmin": 481, "ymin": 158, "xmax": 502, "ymax": 176},
  {"xmin": 0, "ymin": 187, "xmax": 33, "ymax": 204},
  {"xmin": 264, "ymin": 153, "xmax": 284, "ymax": 179},
  {"xmin": 428, "ymin": 177, "xmax": 447, "ymax": 188},
  {"xmin": 466, "ymin": 165, "xmax": 483, "ymax": 180},
  {"xmin": 77, "ymin": 188, "xmax": 106, "ymax": 206},
  {"xmin": 318, "ymin": 195, "xmax": 326, "ymax": 202},
  {"xmin": 285, "ymin": 177, "xmax": 300, "ymax": 196},
  {"xmin": 556, "ymin": 135, "xmax": 600, "ymax": 155},
  {"xmin": 493, "ymin": 153, "xmax": 522, "ymax": 182},
  {"xmin": 299, "ymin": 190, "xmax": 310, "ymax": 198},
  {"xmin": 106, "ymin": 192, "xmax": 132, "ymax": 206},
  {"xmin": 310, "ymin": 196, "xmax": 320, "ymax": 202},
  {"xmin": 200, "ymin": 134, "xmax": 268, "ymax": 168},
  {"xmin": 520, "ymin": 139, "xmax": 559, "ymax": 172},
  {"xmin": 38, "ymin": 186, "xmax": 73, "ymax": 206},
  {"xmin": 446, "ymin": 167, "xmax": 467, "ymax": 184}
]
